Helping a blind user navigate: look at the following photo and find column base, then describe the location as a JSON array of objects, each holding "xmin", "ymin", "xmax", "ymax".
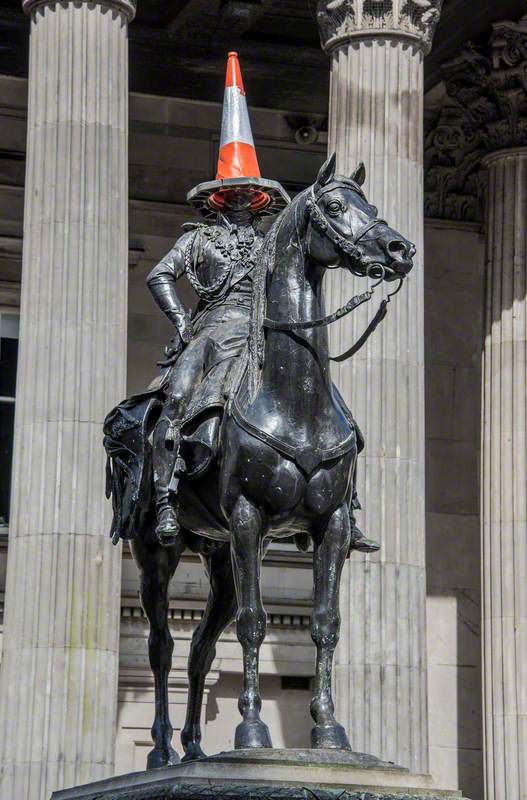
[{"xmin": 51, "ymin": 748, "xmax": 470, "ymax": 800}]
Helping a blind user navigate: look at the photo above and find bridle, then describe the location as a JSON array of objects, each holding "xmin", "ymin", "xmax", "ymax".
[
  {"xmin": 306, "ymin": 181, "xmax": 389, "ymax": 271},
  {"xmin": 262, "ymin": 182, "xmax": 405, "ymax": 361}
]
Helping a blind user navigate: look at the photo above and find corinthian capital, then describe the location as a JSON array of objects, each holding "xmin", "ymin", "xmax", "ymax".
[
  {"xmin": 317, "ymin": 0, "xmax": 443, "ymax": 54},
  {"xmin": 488, "ymin": 18, "xmax": 527, "ymax": 147},
  {"xmin": 22, "ymin": 0, "xmax": 136, "ymax": 21},
  {"xmin": 490, "ymin": 17, "xmax": 527, "ymax": 76}
]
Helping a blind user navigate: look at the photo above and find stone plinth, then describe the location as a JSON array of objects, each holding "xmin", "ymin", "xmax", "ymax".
[{"xmin": 51, "ymin": 749, "xmax": 469, "ymax": 800}]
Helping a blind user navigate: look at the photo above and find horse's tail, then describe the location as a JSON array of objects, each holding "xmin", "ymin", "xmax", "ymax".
[{"xmin": 103, "ymin": 393, "xmax": 162, "ymax": 543}]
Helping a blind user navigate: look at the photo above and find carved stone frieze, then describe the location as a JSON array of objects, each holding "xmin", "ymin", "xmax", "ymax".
[
  {"xmin": 424, "ymin": 48, "xmax": 490, "ymax": 223},
  {"xmin": 425, "ymin": 17, "xmax": 527, "ymax": 222},
  {"xmin": 424, "ymin": 104, "xmax": 488, "ymax": 223},
  {"xmin": 316, "ymin": 0, "xmax": 443, "ymax": 53}
]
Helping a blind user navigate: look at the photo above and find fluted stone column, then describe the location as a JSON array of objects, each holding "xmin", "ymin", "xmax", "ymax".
[
  {"xmin": 481, "ymin": 148, "xmax": 527, "ymax": 800},
  {"xmin": 0, "ymin": 1, "xmax": 134, "ymax": 797},
  {"xmin": 316, "ymin": 1, "xmax": 442, "ymax": 773},
  {"xmin": 423, "ymin": 18, "xmax": 527, "ymax": 798}
]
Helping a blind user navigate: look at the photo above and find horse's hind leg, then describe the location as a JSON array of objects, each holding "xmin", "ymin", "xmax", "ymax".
[
  {"xmin": 181, "ymin": 543, "xmax": 237, "ymax": 761},
  {"xmin": 131, "ymin": 533, "xmax": 184, "ymax": 769},
  {"xmin": 230, "ymin": 495, "xmax": 272, "ymax": 749},
  {"xmin": 310, "ymin": 503, "xmax": 352, "ymax": 750}
]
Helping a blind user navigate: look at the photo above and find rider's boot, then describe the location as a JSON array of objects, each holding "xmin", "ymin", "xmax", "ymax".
[
  {"xmin": 154, "ymin": 418, "xmax": 185, "ymax": 547},
  {"xmin": 348, "ymin": 495, "xmax": 380, "ymax": 554}
]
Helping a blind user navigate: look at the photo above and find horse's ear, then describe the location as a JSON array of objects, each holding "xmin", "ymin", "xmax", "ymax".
[
  {"xmin": 351, "ymin": 161, "xmax": 366, "ymax": 186},
  {"xmin": 316, "ymin": 152, "xmax": 337, "ymax": 188}
]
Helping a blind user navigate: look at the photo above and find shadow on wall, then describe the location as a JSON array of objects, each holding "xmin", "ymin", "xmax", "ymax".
[
  {"xmin": 423, "ymin": 221, "xmax": 485, "ymax": 800},
  {"xmin": 205, "ymin": 673, "xmax": 312, "ymax": 750}
]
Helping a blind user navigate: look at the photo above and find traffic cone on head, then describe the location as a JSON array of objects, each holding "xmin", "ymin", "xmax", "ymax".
[
  {"xmin": 187, "ymin": 52, "xmax": 290, "ymax": 218},
  {"xmin": 216, "ymin": 51, "xmax": 261, "ymax": 182}
]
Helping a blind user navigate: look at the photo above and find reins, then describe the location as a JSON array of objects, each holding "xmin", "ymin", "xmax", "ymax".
[
  {"xmin": 262, "ymin": 288, "xmax": 373, "ymax": 332},
  {"xmin": 329, "ymin": 277, "xmax": 403, "ymax": 363},
  {"xmin": 262, "ymin": 186, "xmax": 405, "ymax": 362}
]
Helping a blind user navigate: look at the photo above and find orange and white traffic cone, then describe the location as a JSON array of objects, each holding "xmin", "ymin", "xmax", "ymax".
[
  {"xmin": 210, "ymin": 51, "xmax": 270, "ymax": 211},
  {"xmin": 215, "ymin": 51, "xmax": 261, "ymax": 183},
  {"xmin": 187, "ymin": 52, "xmax": 290, "ymax": 219}
]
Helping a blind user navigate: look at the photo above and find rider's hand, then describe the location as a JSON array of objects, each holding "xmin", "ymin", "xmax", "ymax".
[{"xmin": 178, "ymin": 314, "xmax": 193, "ymax": 345}]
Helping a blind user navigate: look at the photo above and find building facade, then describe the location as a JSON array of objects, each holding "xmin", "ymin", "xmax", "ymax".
[{"xmin": 0, "ymin": 2, "xmax": 526, "ymax": 800}]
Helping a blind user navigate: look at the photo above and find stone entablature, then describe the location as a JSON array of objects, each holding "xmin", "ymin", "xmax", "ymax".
[
  {"xmin": 121, "ymin": 601, "xmax": 312, "ymax": 630},
  {"xmin": 316, "ymin": 0, "xmax": 443, "ymax": 52},
  {"xmin": 425, "ymin": 17, "xmax": 527, "ymax": 222}
]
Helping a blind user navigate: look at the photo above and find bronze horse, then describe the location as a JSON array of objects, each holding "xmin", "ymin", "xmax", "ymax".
[{"xmin": 104, "ymin": 154, "xmax": 414, "ymax": 768}]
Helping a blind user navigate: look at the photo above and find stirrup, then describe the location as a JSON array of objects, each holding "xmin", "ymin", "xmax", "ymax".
[
  {"xmin": 350, "ymin": 532, "xmax": 381, "ymax": 553},
  {"xmin": 349, "ymin": 516, "xmax": 380, "ymax": 554}
]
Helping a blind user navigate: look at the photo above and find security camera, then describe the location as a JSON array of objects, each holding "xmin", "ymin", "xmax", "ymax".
[{"xmin": 294, "ymin": 125, "xmax": 318, "ymax": 145}]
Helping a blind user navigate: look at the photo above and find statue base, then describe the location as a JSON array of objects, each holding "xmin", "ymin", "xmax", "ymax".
[{"xmin": 51, "ymin": 748, "xmax": 471, "ymax": 800}]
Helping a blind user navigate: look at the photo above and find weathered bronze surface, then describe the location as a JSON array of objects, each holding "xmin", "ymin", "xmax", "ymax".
[
  {"xmin": 104, "ymin": 154, "xmax": 414, "ymax": 767},
  {"xmin": 51, "ymin": 748, "xmax": 469, "ymax": 800},
  {"xmin": 53, "ymin": 788, "xmax": 459, "ymax": 800}
]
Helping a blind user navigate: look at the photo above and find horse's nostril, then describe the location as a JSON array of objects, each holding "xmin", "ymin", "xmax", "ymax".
[
  {"xmin": 388, "ymin": 240, "xmax": 406, "ymax": 257},
  {"xmin": 409, "ymin": 243, "xmax": 416, "ymax": 258}
]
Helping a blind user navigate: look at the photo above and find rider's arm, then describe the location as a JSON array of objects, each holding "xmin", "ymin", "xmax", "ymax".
[{"xmin": 146, "ymin": 233, "xmax": 194, "ymax": 343}]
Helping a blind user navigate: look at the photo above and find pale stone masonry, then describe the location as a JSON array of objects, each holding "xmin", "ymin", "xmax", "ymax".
[
  {"xmin": 423, "ymin": 17, "xmax": 527, "ymax": 799},
  {"xmin": 316, "ymin": 0, "xmax": 443, "ymax": 775},
  {"xmin": 481, "ymin": 147, "xmax": 527, "ymax": 800},
  {"xmin": 0, "ymin": 1, "xmax": 135, "ymax": 798}
]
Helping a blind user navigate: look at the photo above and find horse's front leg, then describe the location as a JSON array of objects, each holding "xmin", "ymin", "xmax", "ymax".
[
  {"xmin": 310, "ymin": 502, "xmax": 352, "ymax": 749},
  {"xmin": 230, "ymin": 495, "xmax": 272, "ymax": 749},
  {"xmin": 181, "ymin": 544, "xmax": 237, "ymax": 761},
  {"xmin": 131, "ymin": 534, "xmax": 184, "ymax": 768}
]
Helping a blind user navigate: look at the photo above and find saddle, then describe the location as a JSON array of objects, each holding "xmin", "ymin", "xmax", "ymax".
[{"xmin": 103, "ymin": 349, "xmax": 247, "ymax": 542}]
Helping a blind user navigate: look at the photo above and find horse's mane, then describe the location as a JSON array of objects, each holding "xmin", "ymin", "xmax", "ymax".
[{"xmin": 247, "ymin": 189, "xmax": 309, "ymax": 399}]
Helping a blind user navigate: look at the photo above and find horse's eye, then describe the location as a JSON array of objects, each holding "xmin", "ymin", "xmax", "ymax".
[{"xmin": 327, "ymin": 200, "xmax": 342, "ymax": 215}]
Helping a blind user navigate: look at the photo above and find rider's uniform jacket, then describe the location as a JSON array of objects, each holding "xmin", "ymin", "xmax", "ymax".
[{"xmin": 146, "ymin": 213, "xmax": 265, "ymax": 337}]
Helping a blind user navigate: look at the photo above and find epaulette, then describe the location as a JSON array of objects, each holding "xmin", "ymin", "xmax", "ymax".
[{"xmin": 181, "ymin": 222, "xmax": 208, "ymax": 231}]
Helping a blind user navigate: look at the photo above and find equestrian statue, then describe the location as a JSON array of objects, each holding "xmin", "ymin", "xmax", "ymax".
[{"xmin": 103, "ymin": 52, "xmax": 415, "ymax": 769}]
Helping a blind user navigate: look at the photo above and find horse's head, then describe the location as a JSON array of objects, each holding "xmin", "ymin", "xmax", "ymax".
[{"xmin": 306, "ymin": 153, "xmax": 415, "ymax": 282}]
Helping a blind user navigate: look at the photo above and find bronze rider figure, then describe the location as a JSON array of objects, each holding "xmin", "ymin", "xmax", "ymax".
[{"xmin": 146, "ymin": 52, "xmax": 379, "ymax": 555}]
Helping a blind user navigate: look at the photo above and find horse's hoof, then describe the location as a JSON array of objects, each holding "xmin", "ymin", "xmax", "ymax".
[
  {"xmin": 235, "ymin": 719, "xmax": 273, "ymax": 749},
  {"xmin": 311, "ymin": 722, "xmax": 351, "ymax": 750},
  {"xmin": 146, "ymin": 745, "xmax": 180, "ymax": 769},
  {"xmin": 181, "ymin": 743, "xmax": 207, "ymax": 762}
]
